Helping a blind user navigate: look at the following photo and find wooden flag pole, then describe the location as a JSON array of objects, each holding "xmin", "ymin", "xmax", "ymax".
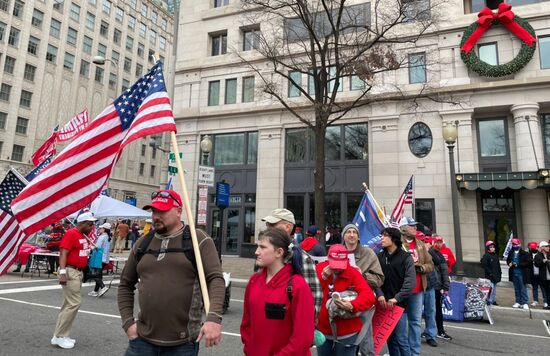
[{"xmin": 169, "ymin": 131, "xmax": 211, "ymax": 313}]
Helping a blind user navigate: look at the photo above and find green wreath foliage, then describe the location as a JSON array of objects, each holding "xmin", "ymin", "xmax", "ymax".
[{"xmin": 460, "ymin": 16, "xmax": 536, "ymax": 77}]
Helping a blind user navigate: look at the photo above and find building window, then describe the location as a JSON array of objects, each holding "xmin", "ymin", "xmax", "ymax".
[
  {"xmin": 95, "ymin": 67, "xmax": 104, "ymax": 83},
  {"xmin": 124, "ymin": 57, "xmax": 131, "ymax": 73},
  {"xmin": 141, "ymin": 3, "xmax": 148, "ymax": 16},
  {"xmin": 67, "ymin": 27, "xmax": 78, "ymax": 46},
  {"xmin": 135, "ymin": 63, "xmax": 143, "ymax": 77},
  {"xmin": 32, "ymin": 9, "xmax": 44, "ymax": 28},
  {"xmin": 4, "ymin": 56, "xmax": 15, "ymax": 74},
  {"xmin": 46, "ymin": 44, "xmax": 58, "ymax": 63},
  {"xmin": 415, "ymin": 199, "xmax": 436, "ymax": 232},
  {"xmin": 344, "ymin": 124, "xmax": 368, "ymax": 160},
  {"xmin": 225, "ymin": 78, "xmax": 237, "ymax": 104},
  {"xmin": 109, "ymin": 73, "xmax": 117, "ymax": 89},
  {"xmin": 126, "ymin": 36, "xmax": 134, "ymax": 51},
  {"xmin": 242, "ymin": 76, "xmax": 255, "ymax": 103},
  {"xmin": 112, "ymin": 49, "xmax": 119, "ymax": 63},
  {"xmin": 308, "ymin": 70, "xmax": 316, "ymax": 96},
  {"xmin": 478, "ymin": 42, "xmax": 498, "ymax": 66},
  {"xmin": 160, "ymin": 36, "xmax": 166, "ymax": 51},
  {"xmin": 0, "ymin": 0, "xmax": 9, "ymax": 12},
  {"xmin": 27, "ymin": 36, "xmax": 40, "ymax": 55},
  {"xmin": 83, "ymin": 36, "xmax": 93, "ymax": 54},
  {"xmin": 408, "ymin": 122, "xmax": 433, "ymax": 158},
  {"xmin": 129, "ymin": 0, "xmax": 137, "ymax": 9},
  {"xmin": 325, "ymin": 126, "xmax": 341, "ymax": 161},
  {"xmin": 327, "ymin": 66, "xmax": 343, "ymax": 93},
  {"xmin": 122, "ymin": 79, "xmax": 129, "ymax": 92},
  {"xmin": 403, "ymin": 0, "xmax": 431, "ymax": 22},
  {"xmin": 150, "ymin": 165, "xmax": 156, "ymax": 178},
  {"xmin": 19, "ymin": 90, "xmax": 32, "ymax": 108},
  {"xmin": 103, "ymin": 0, "xmax": 111, "ymax": 15},
  {"xmin": 63, "ymin": 52, "xmax": 75, "ymax": 71},
  {"xmin": 100, "ymin": 21, "xmax": 109, "ymax": 37},
  {"xmin": 80, "ymin": 59, "xmax": 90, "ymax": 77},
  {"xmin": 243, "ymin": 28, "xmax": 260, "ymax": 51},
  {"xmin": 286, "ymin": 128, "xmax": 310, "ymax": 163},
  {"xmin": 208, "ymin": 81, "xmax": 220, "ymax": 106},
  {"xmin": 214, "ymin": 133, "xmax": 246, "ymax": 165},
  {"xmin": 288, "ymin": 71, "xmax": 302, "ymax": 97},
  {"xmin": 0, "ymin": 21, "xmax": 5, "ymax": 41},
  {"xmin": 11, "ymin": 144, "xmax": 24, "ymax": 162},
  {"xmin": 115, "ymin": 6, "xmax": 124, "ymax": 22},
  {"xmin": 0, "ymin": 112, "xmax": 6, "ymax": 129},
  {"xmin": 478, "ymin": 119, "xmax": 507, "ymax": 157},
  {"xmin": 214, "ymin": 0, "xmax": 230, "ymax": 8},
  {"xmin": 152, "ymin": 147, "xmax": 157, "ymax": 159},
  {"xmin": 0, "ymin": 83, "xmax": 12, "ymax": 101},
  {"xmin": 350, "ymin": 74, "xmax": 365, "ymax": 90},
  {"xmin": 24, "ymin": 64, "xmax": 36, "ymax": 81},
  {"xmin": 70, "ymin": 2, "xmax": 80, "ymax": 22},
  {"xmin": 409, "ymin": 53, "xmax": 426, "ymax": 84},
  {"xmin": 543, "ymin": 114, "xmax": 550, "ymax": 165},
  {"xmin": 114, "ymin": 29, "xmax": 122, "ymax": 45},
  {"xmin": 151, "ymin": 11, "xmax": 158, "ymax": 24},
  {"xmin": 149, "ymin": 30, "xmax": 157, "ymax": 46},
  {"xmin": 12, "ymin": 0, "xmax": 23, "ymax": 18},
  {"xmin": 539, "ymin": 36, "xmax": 550, "ymax": 69},
  {"xmin": 15, "ymin": 117, "xmax": 28, "ymax": 134},
  {"xmin": 248, "ymin": 132, "xmax": 258, "ymax": 164},
  {"xmin": 86, "ymin": 12, "xmax": 95, "ymax": 30},
  {"xmin": 53, "ymin": 1, "xmax": 64, "ymax": 12},
  {"xmin": 139, "ymin": 162, "xmax": 144, "ymax": 175},
  {"xmin": 98, "ymin": 43, "xmax": 107, "ymax": 57},
  {"xmin": 161, "ymin": 18, "xmax": 167, "ymax": 31},
  {"xmin": 128, "ymin": 15, "xmax": 135, "ymax": 30},
  {"xmin": 139, "ymin": 22, "xmax": 147, "ymax": 38},
  {"xmin": 211, "ymin": 33, "xmax": 227, "ymax": 56},
  {"xmin": 8, "ymin": 27, "xmax": 20, "ymax": 47},
  {"xmin": 50, "ymin": 19, "xmax": 61, "ymax": 38},
  {"xmin": 138, "ymin": 43, "xmax": 145, "ymax": 58}
]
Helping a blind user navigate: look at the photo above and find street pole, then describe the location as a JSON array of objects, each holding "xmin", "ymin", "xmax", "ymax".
[{"xmin": 447, "ymin": 142, "xmax": 464, "ymax": 276}]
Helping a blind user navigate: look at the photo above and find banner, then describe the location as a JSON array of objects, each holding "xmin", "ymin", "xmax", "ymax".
[
  {"xmin": 25, "ymin": 154, "xmax": 53, "ymax": 182},
  {"xmin": 372, "ymin": 305, "xmax": 404, "ymax": 355},
  {"xmin": 443, "ymin": 281, "xmax": 465, "ymax": 322},
  {"xmin": 31, "ymin": 127, "xmax": 58, "ymax": 166},
  {"xmin": 57, "ymin": 110, "xmax": 89, "ymax": 141},
  {"xmin": 352, "ymin": 189, "xmax": 388, "ymax": 253}
]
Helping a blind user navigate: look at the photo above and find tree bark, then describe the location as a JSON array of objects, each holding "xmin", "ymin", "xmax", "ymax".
[{"xmin": 314, "ymin": 114, "xmax": 327, "ymax": 246}]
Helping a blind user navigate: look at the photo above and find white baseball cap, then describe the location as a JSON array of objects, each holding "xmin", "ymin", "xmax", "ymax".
[
  {"xmin": 540, "ymin": 241, "xmax": 549, "ymax": 247},
  {"xmin": 99, "ymin": 222, "xmax": 111, "ymax": 230},
  {"xmin": 76, "ymin": 212, "xmax": 97, "ymax": 223}
]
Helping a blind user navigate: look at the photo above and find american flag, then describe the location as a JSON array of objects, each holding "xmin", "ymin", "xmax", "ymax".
[
  {"xmin": 0, "ymin": 169, "xmax": 27, "ymax": 275},
  {"xmin": 12, "ymin": 62, "xmax": 176, "ymax": 235},
  {"xmin": 390, "ymin": 176, "xmax": 414, "ymax": 223}
]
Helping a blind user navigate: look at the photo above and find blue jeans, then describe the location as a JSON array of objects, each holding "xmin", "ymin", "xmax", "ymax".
[
  {"xmin": 317, "ymin": 333, "xmax": 358, "ymax": 356},
  {"xmin": 488, "ymin": 282, "xmax": 497, "ymax": 304},
  {"xmin": 405, "ymin": 292, "xmax": 423, "ymax": 356},
  {"xmin": 125, "ymin": 337, "xmax": 199, "ymax": 356},
  {"xmin": 422, "ymin": 288, "xmax": 437, "ymax": 340},
  {"xmin": 387, "ymin": 312, "xmax": 410, "ymax": 356},
  {"xmin": 512, "ymin": 272, "xmax": 528, "ymax": 305}
]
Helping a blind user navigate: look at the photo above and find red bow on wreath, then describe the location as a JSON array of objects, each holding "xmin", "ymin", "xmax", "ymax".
[{"xmin": 461, "ymin": 3, "xmax": 536, "ymax": 53}]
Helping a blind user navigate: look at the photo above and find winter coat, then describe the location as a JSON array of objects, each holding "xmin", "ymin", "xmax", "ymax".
[
  {"xmin": 480, "ymin": 251, "xmax": 502, "ymax": 284},
  {"xmin": 375, "ymin": 247, "xmax": 416, "ymax": 307},
  {"xmin": 506, "ymin": 249, "xmax": 532, "ymax": 284},
  {"xmin": 434, "ymin": 244, "xmax": 456, "ymax": 274},
  {"xmin": 534, "ymin": 251, "xmax": 550, "ymax": 281},
  {"xmin": 350, "ymin": 245, "xmax": 384, "ymax": 289},
  {"xmin": 401, "ymin": 237, "xmax": 434, "ymax": 292},
  {"xmin": 300, "ymin": 237, "xmax": 326, "ymax": 257},
  {"xmin": 241, "ymin": 264, "xmax": 314, "ymax": 356},
  {"xmin": 427, "ymin": 248, "xmax": 450, "ymax": 291}
]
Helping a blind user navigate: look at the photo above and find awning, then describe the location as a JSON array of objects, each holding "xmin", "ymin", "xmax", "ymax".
[{"xmin": 456, "ymin": 171, "xmax": 550, "ymax": 191}]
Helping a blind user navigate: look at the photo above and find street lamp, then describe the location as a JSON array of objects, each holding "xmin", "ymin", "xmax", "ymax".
[
  {"xmin": 443, "ymin": 121, "xmax": 464, "ymax": 276},
  {"xmin": 200, "ymin": 135, "xmax": 213, "ymax": 165}
]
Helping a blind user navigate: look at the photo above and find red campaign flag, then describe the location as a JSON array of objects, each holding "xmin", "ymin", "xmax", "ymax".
[
  {"xmin": 390, "ymin": 176, "xmax": 414, "ymax": 223},
  {"xmin": 57, "ymin": 110, "xmax": 90, "ymax": 142},
  {"xmin": 11, "ymin": 62, "xmax": 177, "ymax": 235},
  {"xmin": 31, "ymin": 127, "xmax": 58, "ymax": 166},
  {"xmin": 372, "ymin": 304, "xmax": 405, "ymax": 355}
]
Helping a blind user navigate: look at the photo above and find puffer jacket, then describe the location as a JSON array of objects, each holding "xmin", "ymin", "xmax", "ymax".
[{"xmin": 427, "ymin": 248, "xmax": 450, "ymax": 291}]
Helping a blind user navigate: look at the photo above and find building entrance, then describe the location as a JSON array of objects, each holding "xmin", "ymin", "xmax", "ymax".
[{"xmin": 480, "ymin": 190, "xmax": 517, "ymax": 256}]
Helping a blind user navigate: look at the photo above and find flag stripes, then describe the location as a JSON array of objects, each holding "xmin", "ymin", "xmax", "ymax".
[
  {"xmin": 390, "ymin": 176, "xmax": 414, "ymax": 223},
  {"xmin": 0, "ymin": 211, "xmax": 26, "ymax": 275}
]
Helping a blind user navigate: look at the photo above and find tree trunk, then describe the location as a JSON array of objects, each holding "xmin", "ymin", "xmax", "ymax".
[{"xmin": 313, "ymin": 120, "xmax": 326, "ymax": 246}]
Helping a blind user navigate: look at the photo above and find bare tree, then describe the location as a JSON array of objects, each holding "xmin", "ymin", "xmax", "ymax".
[{"xmin": 239, "ymin": 0, "xmax": 448, "ymax": 238}]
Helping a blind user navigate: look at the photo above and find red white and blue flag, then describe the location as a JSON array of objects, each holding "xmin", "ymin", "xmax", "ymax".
[
  {"xmin": 352, "ymin": 188, "xmax": 389, "ymax": 253},
  {"xmin": 390, "ymin": 176, "xmax": 414, "ymax": 223},
  {"xmin": 57, "ymin": 109, "xmax": 89, "ymax": 142},
  {"xmin": 11, "ymin": 62, "xmax": 177, "ymax": 235},
  {"xmin": 31, "ymin": 126, "xmax": 58, "ymax": 166}
]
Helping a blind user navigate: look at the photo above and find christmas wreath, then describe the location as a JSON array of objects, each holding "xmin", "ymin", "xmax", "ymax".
[{"xmin": 460, "ymin": 3, "xmax": 536, "ymax": 77}]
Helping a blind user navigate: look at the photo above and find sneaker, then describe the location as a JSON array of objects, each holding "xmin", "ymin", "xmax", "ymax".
[
  {"xmin": 492, "ymin": 302, "xmax": 499, "ymax": 306},
  {"xmin": 88, "ymin": 291, "xmax": 99, "ymax": 297},
  {"xmin": 512, "ymin": 303, "xmax": 521, "ymax": 308},
  {"xmin": 13, "ymin": 268, "xmax": 20, "ymax": 272},
  {"xmin": 531, "ymin": 301, "xmax": 538, "ymax": 307},
  {"xmin": 544, "ymin": 305, "xmax": 550, "ymax": 310},
  {"xmin": 51, "ymin": 337, "xmax": 75, "ymax": 349},
  {"xmin": 522, "ymin": 304, "xmax": 529, "ymax": 310},
  {"xmin": 97, "ymin": 286, "xmax": 109, "ymax": 297},
  {"xmin": 544, "ymin": 303, "xmax": 549, "ymax": 308},
  {"xmin": 436, "ymin": 332, "xmax": 452, "ymax": 340},
  {"xmin": 427, "ymin": 339, "xmax": 438, "ymax": 347}
]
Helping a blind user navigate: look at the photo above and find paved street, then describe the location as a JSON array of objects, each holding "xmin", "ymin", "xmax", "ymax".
[{"xmin": 0, "ymin": 260, "xmax": 549, "ymax": 356}]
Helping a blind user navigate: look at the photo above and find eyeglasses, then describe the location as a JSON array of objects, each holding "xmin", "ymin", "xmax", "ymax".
[{"xmin": 151, "ymin": 191, "xmax": 181, "ymax": 206}]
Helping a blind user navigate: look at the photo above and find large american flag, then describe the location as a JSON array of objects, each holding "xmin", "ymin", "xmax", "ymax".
[
  {"xmin": 12, "ymin": 62, "xmax": 176, "ymax": 235},
  {"xmin": 390, "ymin": 176, "xmax": 414, "ymax": 223},
  {"xmin": 0, "ymin": 169, "xmax": 27, "ymax": 275}
]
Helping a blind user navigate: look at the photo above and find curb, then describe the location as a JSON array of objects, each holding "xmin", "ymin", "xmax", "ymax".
[{"xmin": 490, "ymin": 306, "xmax": 550, "ymax": 320}]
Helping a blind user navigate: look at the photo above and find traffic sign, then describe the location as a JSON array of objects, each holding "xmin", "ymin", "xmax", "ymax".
[{"xmin": 198, "ymin": 166, "xmax": 215, "ymax": 187}]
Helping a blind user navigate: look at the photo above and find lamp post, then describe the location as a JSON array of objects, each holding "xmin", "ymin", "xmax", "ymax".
[
  {"xmin": 443, "ymin": 122, "xmax": 464, "ymax": 276},
  {"xmin": 200, "ymin": 135, "xmax": 213, "ymax": 165}
]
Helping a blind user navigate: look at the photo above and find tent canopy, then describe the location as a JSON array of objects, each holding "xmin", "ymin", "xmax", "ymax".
[{"xmin": 68, "ymin": 195, "xmax": 151, "ymax": 220}]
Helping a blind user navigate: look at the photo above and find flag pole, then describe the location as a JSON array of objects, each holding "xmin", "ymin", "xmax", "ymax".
[
  {"xmin": 169, "ymin": 131, "xmax": 211, "ymax": 313},
  {"xmin": 362, "ymin": 182, "xmax": 389, "ymax": 226}
]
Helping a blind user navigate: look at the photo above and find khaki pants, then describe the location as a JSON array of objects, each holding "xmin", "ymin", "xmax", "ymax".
[
  {"xmin": 115, "ymin": 236, "xmax": 126, "ymax": 251},
  {"xmin": 54, "ymin": 267, "xmax": 82, "ymax": 337}
]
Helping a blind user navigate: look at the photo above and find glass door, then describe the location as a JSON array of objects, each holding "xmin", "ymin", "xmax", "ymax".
[{"xmin": 224, "ymin": 208, "xmax": 241, "ymax": 255}]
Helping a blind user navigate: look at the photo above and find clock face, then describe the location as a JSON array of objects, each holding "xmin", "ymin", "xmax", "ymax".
[{"xmin": 408, "ymin": 122, "xmax": 433, "ymax": 158}]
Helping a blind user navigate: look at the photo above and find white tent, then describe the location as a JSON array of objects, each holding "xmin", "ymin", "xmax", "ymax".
[{"xmin": 68, "ymin": 195, "xmax": 151, "ymax": 220}]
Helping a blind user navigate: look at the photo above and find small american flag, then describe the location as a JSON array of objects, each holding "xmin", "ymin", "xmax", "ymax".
[
  {"xmin": 0, "ymin": 169, "xmax": 27, "ymax": 275},
  {"xmin": 12, "ymin": 62, "xmax": 176, "ymax": 235},
  {"xmin": 390, "ymin": 176, "xmax": 414, "ymax": 223}
]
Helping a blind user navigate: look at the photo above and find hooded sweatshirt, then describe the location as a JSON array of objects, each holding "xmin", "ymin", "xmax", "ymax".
[
  {"xmin": 300, "ymin": 237, "xmax": 326, "ymax": 257},
  {"xmin": 241, "ymin": 264, "xmax": 314, "ymax": 356}
]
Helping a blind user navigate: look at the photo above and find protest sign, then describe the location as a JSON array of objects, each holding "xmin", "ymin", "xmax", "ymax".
[{"xmin": 372, "ymin": 304, "xmax": 404, "ymax": 355}]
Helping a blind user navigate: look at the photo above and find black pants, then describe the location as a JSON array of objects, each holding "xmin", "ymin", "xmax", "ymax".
[
  {"xmin": 434, "ymin": 289, "xmax": 445, "ymax": 334},
  {"xmin": 92, "ymin": 263, "xmax": 107, "ymax": 291}
]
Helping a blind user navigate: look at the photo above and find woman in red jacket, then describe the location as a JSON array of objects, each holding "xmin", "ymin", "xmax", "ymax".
[
  {"xmin": 241, "ymin": 228, "xmax": 314, "ymax": 356},
  {"xmin": 316, "ymin": 244, "xmax": 376, "ymax": 356}
]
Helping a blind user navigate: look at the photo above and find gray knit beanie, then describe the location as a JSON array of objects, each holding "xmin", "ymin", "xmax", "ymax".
[{"xmin": 342, "ymin": 223, "xmax": 359, "ymax": 236}]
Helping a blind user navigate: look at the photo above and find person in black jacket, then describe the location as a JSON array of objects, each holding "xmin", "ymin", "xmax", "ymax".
[
  {"xmin": 506, "ymin": 238, "xmax": 532, "ymax": 309},
  {"xmin": 534, "ymin": 241, "xmax": 550, "ymax": 309},
  {"xmin": 376, "ymin": 227, "xmax": 416, "ymax": 356},
  {"xmin": 481, "ymin": 240, "xmax": 502, "ymax": 306}
]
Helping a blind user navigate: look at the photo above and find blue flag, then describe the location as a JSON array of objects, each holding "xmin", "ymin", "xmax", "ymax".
[
  {"xmin": 165, "ymin": 176, "xmax": 173, "ymax": 190},
  {"xmin": 352, "ymin": 189, "xmax": 388, "ymax": 253},
  {"xmin": 502, "ymin": 231, "xmax": 514, "ymax": 259},
  {"xmin": 25, "ymin": 155, "xmax": 53, "ymax": 182}
]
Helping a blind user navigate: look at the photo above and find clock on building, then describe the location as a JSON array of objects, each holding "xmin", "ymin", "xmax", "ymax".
[{"xmin": 408, "ymin": 122, "xmax": 433, "ymax": 158}]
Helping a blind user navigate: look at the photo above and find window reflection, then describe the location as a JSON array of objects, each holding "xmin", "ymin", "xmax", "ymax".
[
  {"xmin": 479, "ymin": 120, "xmax": 506, "ymax": 157},
  {"xmin": 345, "ymin": 124, "xmax": 368, "ymax": 160},
  {"xmin": 325, "ymin": 126, "xmax": 341, "ymax": 161},
  {"xmin": 408, "ymin": 122, "xmax": 432, "ymax": 158},
  {"xmin": 286, "ymin": 129, "xmax": 307, "ymax": 162},
  {"xmin": 214, "ymin": 133, "xmax": 245, "ymax": 165},
  {"xmin": 247, "ymin": 132, "xmax": 258, "ymax": 164},
  {"xmin": 478, "ymin": 43, "xmax": 498, "ymax": 66}
]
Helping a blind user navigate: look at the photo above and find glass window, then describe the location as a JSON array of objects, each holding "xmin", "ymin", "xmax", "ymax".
[
  {"xmin": 214, "ymin": 133, "xmax": 245, "ymax": 165},
  {"xmin": 243, "ymin": 28, "xmax": 260, "ymax": 51},
  {"xmin": 325, "ymin": 126, "xmax": 341, "ymax": 161},
  {"xmin": 286, "ymin": 195, "xmax": 305, "ymax": 228},
  {"xmin": 539, "ymin": 36, "xmax": 550, "ymax": 69},
  {"xmin": 103, "ymin": 0, "xmax": 111, "ymax": 14},
  {"xmin": 135, "ymin": 63, "xmax": 143, "ymax": 77},
  {"xmin": 308, "ymin": 70, "xmax": 316, "ymax": 95},
  {"xmin": 346, "ymin": 194, "xmax": 363, "ymax": 225},
  {"xmin": 63, "ymin": 52, "xmax": 75, "ymax": 71},
  {"xmin": 248, "ymin": 132, "xmax": 258, "ymax": 164},
  {"xmin": 24, "ymin": 63, "xmax": 36, "ymax": 81},
  {"xmin": 114, "ymin": 29, "xmax": 122, "ymax": 44},
  {"xmin": 129, "ymin": 0, "xmax": 137, "ymax": 9},
  {"xmin": 479, "ymin": 119, "xmax": 507, "ymax": 157},
  {"xmin": 86, "ymin": 12, "xmax": 95, "ymax": 30},
  {"xmin": 67, "ymin": 27, "xmax": 78, "ymax": 46},
  {"xmin": 53, "ymin": 1, "xmax": 64, "ymax": 12},
  {"xmin": 89, "ymin": 0, "xmax": 97, "ymax": 6},
  {"xmin": 80, "ymin": 59, "xmax": 90, "ymax": 77},
  {"xmin": 126, "ymin": 36, "xmax": 134, "ymax": 51},
  {"xmin": 225, "ymin": 78, "xmax": 237, "ymax": 104},
  {"xmin": 115, "ymin": 6, "xmax": 124, "ymax": 22},
  {"xmin": 111, "ymin": 51, "xmax": 119, "ymax": 63},
  {"xmin": 350, "ymin": 75, "xmax": 365, "ymax": 90},
  {"xmin": 244, "ymin": 207, "xmax": 256, "ymax": 244},
  {"xmin": 409, "ymin": 53, "xmax": 426, "ymax": 83},
  {"xmin": 286, "ymin": 129, "xmax": 307, "ymax": 162},
  {"xmin": 8, "ymin": 27, "xmax": 20, "ymax": 47},
  {"xmin": 19, "ymin": 90, "xmax": 32, "ymax": 108},
  {"xmin": 50, "ymin": 19, "xmax": 61, "ymax": 38},
  {"xmin": 324, "ymin": 193, "xmax": 341, "ymax": 228},
  {"xmin": 32, "ymin": 9, "xmax": 44, "ymax": 28},
  {"xmin": 100, "ymin": 21, "xmax": 109, "ymax": 37},
  {"xmin": 542, "ymin": 114, "xmax": 550, "ymax": 157},
  {"xmin": 288, "ymin": 71, "xmax": 302, "ymax": 97},
  {"xmin": 152, "ymin": 11, "xmax": 158, "ymax": 24},
  {"xmin": 208, "ymin": 81, "xmax": 220, "ymax": 106},
  {"xmin": 124, "ymin": 57, "xmax": 131, "ymax": 72},
  {"xmin": 128, "ymin": 15, "xmax": 136, "ymax": 30},
  {"xmin": 242, "ymin": 76, "xmax": 255, "ymax": 103},
  {"xmin": 16, "ymin": 117, "xmax": 28, "ymax": 133},
  {"xmin": 0, "ymin": 0, "xmax": 9, "ymax": 12},
  {"xmin": 149, "ymin": 30, "xmax": 157, "ymax": 45},
  {"xmin": 345, "ymin": 124, "xmax": 368, "ymax": 160},
  {"xmin": 98, "ymin": 43, "xmax": 107, "ymax": 57},
  {"xmin": 0, "ymin": 21, "xmax": 5, "ymax": 41},
  {"xmin": 0, "ymin": 112, "xmax": 6, "ymax": 129},
  {"xmin": 415, "ymin": 199, "xmax": 436, "ymax": 232},
  {"xmin": 122, "ymin": 79, "xmax": 129, "ymax": 92},
  {"xmin": 141, "ymin": 3, "xmax": 148, "ymax": 17},
  {"xmin": 408, "ymin": 122, "xmax": 432, "ymax": 158},
  {"xmin": 11, "ymin": 144, "xmax": 24, "ymax": 161},
  {"xmin": 70, "ymin": 2, "xmax": 80, "ymax": 21},
  {"xmin": 150, "ymin": 165, "xmax": 156, "ymax": 178},
  {"xmin": 403, "ymin": 0, "xmax": 431, "ymax": 22},
  {"xmin": 95, "ymin": 66, "xmax": 104, "ymax": 83},
  {"xmin": 478, "ymin": 43, "xmax": 498, "ymax": 65},
  {"xmin": 481, "ymin": 191, "xmax": 514, "ymax": 212},
  {"xmin": 46, "ymin": 44, "xmax": 58, "ymax": 63},
  {"xmin": 328, "ymin": 66, "xmax": 343, "ymax": 92},
  {"xmin": 13, "ymin": 0, "xmax": 23, "ymax": 18},
  {"xmin": 211, "ymin": 33, "xmax": 227, "ymax": 56},
  {"xmin": 138, "ymin": 43, "xmax": 145, "ymax": 58},
  {"xmin": 139, "ymin": 162, "xmax": 144, "ymax": 175},
  {"xmin": 214, "ymin": 0, "xmax": 230, "ymax": 7},
  {"xmin": 139, "ymin": 22, "xmax": 147, "ymax": 38},
  {"xmin": 160, "ymin": 36, "xmax": 166, "ymax": 51},
  {"xmin": 161, "ymin": 18, "xmax": 168, "ymax": 31},
  {"xmin": 83, "ymin": 36, "xmax": 93, "ymax": 54},
  {"xmin": 0, "ymin": 83, "xmax": 11, "ymax": 101},
  {"xmin": 4, "ymin": 56, "xmax": 15, "ymax": 74},
  {"xmin": 109, "ymin": 72, "xmax": 117, "ymax": 89}
]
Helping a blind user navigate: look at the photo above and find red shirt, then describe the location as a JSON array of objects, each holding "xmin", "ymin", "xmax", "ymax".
[
  {"xmin": 60, "ymin": 228, "xmax": 90, "ymax": 269},
  {"xmin": 241, "ymin": 264, "xmax": 314, "ymax": 356},
  {"xmin": 406, "ymin": 239, "xmax": 423, "ymax": 294},
  {"xmin": 435, "ymin": 245, "xmax": 456, "ymax": 274}
]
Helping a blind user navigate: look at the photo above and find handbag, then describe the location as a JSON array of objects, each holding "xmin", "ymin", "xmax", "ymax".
[{"xmin": 88, "ymin": 248, "xmax": 104, "ymax": 269}]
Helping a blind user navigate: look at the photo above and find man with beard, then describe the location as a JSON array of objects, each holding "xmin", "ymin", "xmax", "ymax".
[{"xmin": 118, "ymin": 190, "xmax": 225, "ymax": 356}]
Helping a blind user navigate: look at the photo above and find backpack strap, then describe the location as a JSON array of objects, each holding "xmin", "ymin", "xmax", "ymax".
[{"xmin": 286, "ymin": 276, "xmax": 293, "ymax": 302}]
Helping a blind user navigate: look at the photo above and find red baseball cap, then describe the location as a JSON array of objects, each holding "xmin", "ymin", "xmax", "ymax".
[
  {"xmin": 512, "ymin": 238, "xmax": 521, "ymax": 246},
  {"xmin": 328, "ymin": 244, "xmax": 349, "ymax": 270},
  {"xmin": 434, "ymin": 236, "xmax": 444, "ymax": 242},
  {"xmin": 143, "ymin": 190, "xmax": 183, "ymax": 211}
]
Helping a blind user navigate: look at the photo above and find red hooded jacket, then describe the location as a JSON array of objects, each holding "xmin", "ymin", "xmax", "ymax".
[
  {"xmin": 241, "ymin": 264, "xmax": 314, "ymax": 356},
  {"xmin": 315, "ymin": 261, "xmax": 376, "ymax": 336},
  {"xmin": 435, "ymin": 244, "xmax": 456, "ymax": 273}
]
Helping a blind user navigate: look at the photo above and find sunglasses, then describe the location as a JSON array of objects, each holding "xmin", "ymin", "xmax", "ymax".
[{"xmin": 151, "ymin": 191, "xmax": 181, "ymax": 206}]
